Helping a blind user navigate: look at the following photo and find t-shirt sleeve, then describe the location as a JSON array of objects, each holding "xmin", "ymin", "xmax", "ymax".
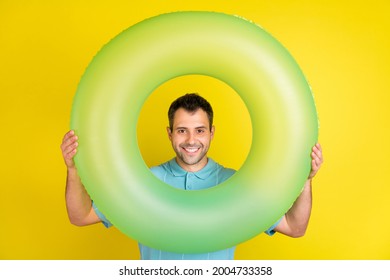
[
  {"xmin": 264, "ymin": 217, "xmax": 283, "ymax": 236},
  {"xmin": 92, "ymin": 201, "xmax": 113, "ymax": 228}
]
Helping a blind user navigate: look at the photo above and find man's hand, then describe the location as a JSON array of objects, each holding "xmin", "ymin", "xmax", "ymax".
[
  {"xmin": 274, "ymin": 143, "xmax": 323, "ymax": 237},
  {"xmin": 308, "ymin": 143, "xmax": 323, "ymax": 180},
  {"xmin": 61, "ymin": 130, "xmax": 100, "ymax": 226},
  {"xmin": 61, "ymin": 130, "xmax": 78, "ymax": 169}
]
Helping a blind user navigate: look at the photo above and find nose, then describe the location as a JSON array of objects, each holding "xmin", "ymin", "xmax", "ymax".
[{"xmin": 186, "ymin": 131, "xmax": 196, "ymax": 145}]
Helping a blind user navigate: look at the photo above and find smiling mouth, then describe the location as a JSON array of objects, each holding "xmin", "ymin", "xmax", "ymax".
[{"xmin": 182, "ymin": 147, "xmax": 200, "ymax": 153}]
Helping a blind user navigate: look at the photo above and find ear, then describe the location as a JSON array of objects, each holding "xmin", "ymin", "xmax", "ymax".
[
  {"xmin": 210, "ymin": 125, "xmax": 215, "ymax": 140},
  {"xmin": 166, "ymin": 127, "xmax": 172, "ymax": 140}
]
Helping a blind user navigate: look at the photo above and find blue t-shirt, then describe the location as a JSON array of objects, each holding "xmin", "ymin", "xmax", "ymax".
[{"xmin": 93, "ymin": 158, "xmax": 281, "ymax": 260}]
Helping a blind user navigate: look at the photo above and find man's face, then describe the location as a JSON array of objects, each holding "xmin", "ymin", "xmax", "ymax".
[{"xmin": 167, "ymin": 108, "xmax": 214, "ymax": 172}]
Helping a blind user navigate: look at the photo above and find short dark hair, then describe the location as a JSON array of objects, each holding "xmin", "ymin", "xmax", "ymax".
[{"xmin": 168, "ymin": 93, "xmax": 214, "ymax": 131}]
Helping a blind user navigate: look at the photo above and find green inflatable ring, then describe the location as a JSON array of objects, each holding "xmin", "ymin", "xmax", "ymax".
[{"xmin": 70, "ymin": 11, "xmax": 318, "ymax": 253}]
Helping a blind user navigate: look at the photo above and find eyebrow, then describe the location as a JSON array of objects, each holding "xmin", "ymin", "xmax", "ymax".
[{"xmin": 175, "ymin": 126, "xmax": 208, "ymax": 130}]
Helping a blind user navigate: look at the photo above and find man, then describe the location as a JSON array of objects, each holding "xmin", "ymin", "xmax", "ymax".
[{"xmin": 61, "ymin": 93, "xmax": 323, "ymax": 259}]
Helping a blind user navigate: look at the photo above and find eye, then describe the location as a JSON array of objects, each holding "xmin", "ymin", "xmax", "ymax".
[
  {"xmin": 177, "ymin": 129, "xmax": 186, "ymax": 134},
  {"xmin": 197, "ymin": 129, "xmax": 205, "ymax": 134}
]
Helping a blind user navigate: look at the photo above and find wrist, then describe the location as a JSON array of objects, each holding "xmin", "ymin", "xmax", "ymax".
[
  {"xmin": 304, "ymin": 178, "xmax": 312, "ymax": 189},
  {"xmin": 67, "ymin": 166, "xmax": 78, "ymax": 175}
]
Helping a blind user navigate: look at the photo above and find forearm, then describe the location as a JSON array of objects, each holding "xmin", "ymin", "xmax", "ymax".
[
  {"xmin": 275, "ymin": 143, "xmax": 322, "ymax": 237},
  {"xmin": 284, "ymin": 179, "xmax": 312, "ymax": 236},
  {"xmin": 65, "ymin": 167, "xmax": 95, "ymax": 226}
]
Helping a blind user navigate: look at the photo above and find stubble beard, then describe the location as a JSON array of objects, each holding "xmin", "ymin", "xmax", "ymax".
[{"xmin": 176, "ymin": 144, "xmax": 208, "ymax": 167}]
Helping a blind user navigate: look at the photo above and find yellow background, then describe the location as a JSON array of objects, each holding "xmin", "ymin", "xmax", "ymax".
[{"xmin": 1, "ymin": 0, "xmax": 389, "ymax": 259}]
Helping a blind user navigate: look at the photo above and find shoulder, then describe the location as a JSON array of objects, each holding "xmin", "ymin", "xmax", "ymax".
[
  {"xmin": 210, "ymin": 159, "xmax": 236, "ymax": 183},
  {"xmin": 149, "ymin": 160, "xmax": 172, "ymax": 180},
  {"xmin": 217, "ymin": 165, "xmax": 236, "ymax": 182}
]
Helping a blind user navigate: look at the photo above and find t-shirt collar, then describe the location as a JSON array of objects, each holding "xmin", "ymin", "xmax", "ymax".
[{"xmin": 168, "ymin": 158, "xmax": 217, "ymax": 180}]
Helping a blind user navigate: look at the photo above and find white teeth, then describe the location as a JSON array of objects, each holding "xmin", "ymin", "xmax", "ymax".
[{"xmin": 184, "ymin": 148, "xmax": 199, "ymax": 153}]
